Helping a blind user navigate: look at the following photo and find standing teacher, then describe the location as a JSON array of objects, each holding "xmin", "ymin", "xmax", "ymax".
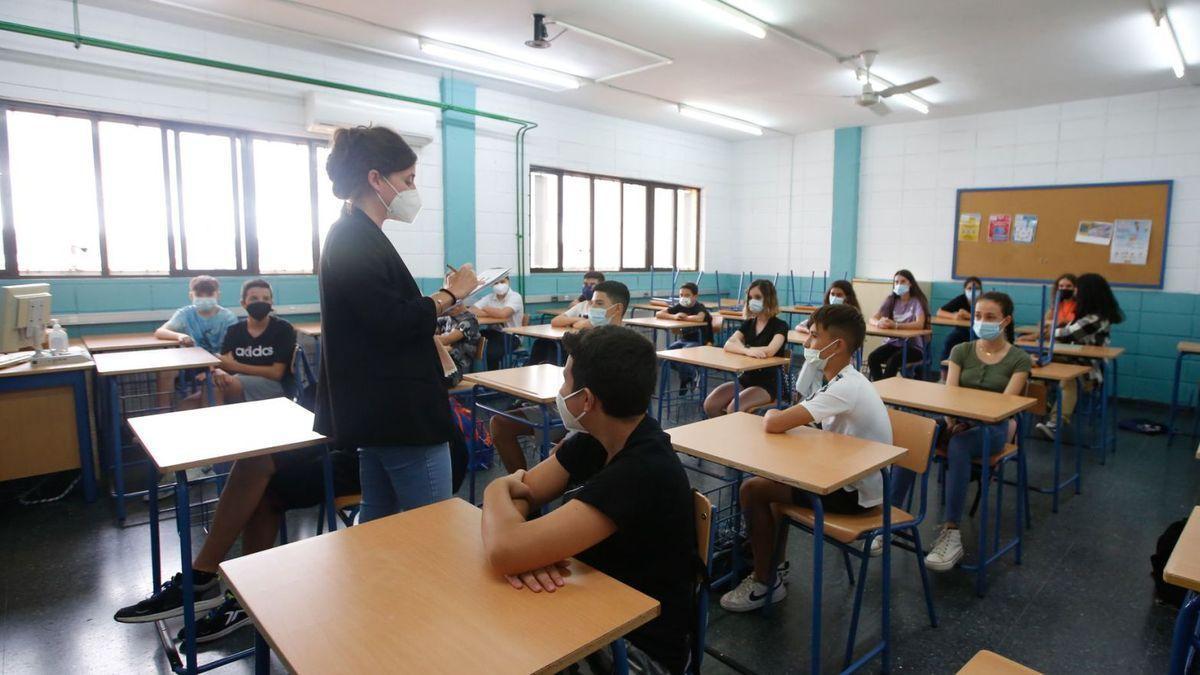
[{"xmin": 315, "ymin": 126, "xmax": 477, "ymax": 523}]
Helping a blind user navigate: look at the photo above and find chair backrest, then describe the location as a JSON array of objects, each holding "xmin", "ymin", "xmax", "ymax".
[
  {"xmin": 693, "ymin": 489, "xmax": 714, "ymax": 566},
  {"xmin": 887, "ymin": 408, "xmax": 938, "ymax": 475},
  {"xmin": 474, "ymin": 335, "xmax": 488, "ymax": 364},
  {"xmin": 1024, "ymin": 380, "xmax": 1048, "ymax": 417},
  {"xmin": 690, "ymin": 489, "xmax": 714, "ymax": 674},
  {"xmin": 522, "ymin": 313, "xmax": 530, "ymax": 327}
]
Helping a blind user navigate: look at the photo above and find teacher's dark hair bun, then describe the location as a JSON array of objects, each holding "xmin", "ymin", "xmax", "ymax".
[{"xmin": 325, "ymin": 126, "xmax": 417, "ymax": 200}]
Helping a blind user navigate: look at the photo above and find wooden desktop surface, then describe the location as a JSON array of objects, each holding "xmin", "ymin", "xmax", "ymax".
[
  {"xmin": 1029, "ymin": 362, "xmax": 1092, "ymax": 382},
  {"xmin": 506, "ymin": 324, "xmax": 573, "ymax": 341},
  {"xmin": 81, "ymin": 333, "xmax": 179, "ymax": 353},
  {"xmin": 0, "ymin": 350, "xmax": 95, "ymax": 379},
  {"xmin": 538, "ymin": 307, "xmax": 567, "ymax": 317},
  {"xmin": 477, "ymin": 315, "xmax": 506, "ymax": 326},
  {"xmin": 1180, "ymin": 341, "xmax": 1200, "ymax": 355},
  {"xmin": 669, "ymin": 412, "xmax": 904, "ymax": 495},
  {"xmin": 128, "ymin": 398, "xmax": 326, "ymax": 473},
  {"xmin": 1014, "ymin": 338, "xmax": 1124, "ymax": 360},
  {"xmin": 632, "ymin": 302, "xmax": 668, "ymax": 312},
  {"xmin": 931, "ymin": 316, "xmax": 971, "ymax": 328},
  {"xmin": 655, "ymin": 345, "xmax": 789, "ymax": 373},
  {"xmin": 463, "ymin": 364, "xmax": 564, "ymax": 404},
  {"xmin": 957, "ymin": 650, "xmax": 1040, "ymax": 674},
  {"xmin": 293, "ymin": 322, "xmax": 322, "ymax": 337},
  {"xmin": 873, "ymin": 376, "xmax": 1036, "ymax": 424},
  {"xmin": 220, "ymin": 499, "xmax": 660, "ymax": 675},
  {"xmin": 625, "ymin": 316, "xmax": 701, "ymax": 331},
  {"xmin": 783, "ymin": 304, "xmax": 821, "ymax": 314},
  {"xmin": 92, "ymin": 346, "xmax": 220, "ymax": 377},
  {"xmin": 868, "ymin": 326, "xmax": 934, "ymax": 340},
  {"xmin": 1165, "ymin": 506, "xmax": 1200, "ymax": 593}
]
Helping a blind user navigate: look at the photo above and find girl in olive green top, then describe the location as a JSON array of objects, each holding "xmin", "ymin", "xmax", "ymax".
[{"xmin": 892, "ymin": 292, "xmax": 1031, "ymax": 572}]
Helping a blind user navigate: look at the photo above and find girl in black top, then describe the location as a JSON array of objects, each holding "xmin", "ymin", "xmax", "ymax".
[
  {"xmin": 793, "ymin": 279, "xmax": 860, "ymax": 337},
  {"xmin": 937, "ymin": 276, "xmax": 983, "ymax": 365},
  {"xmin": 703, "ymin": 279, "xmax": 789, "ymax": 417}
]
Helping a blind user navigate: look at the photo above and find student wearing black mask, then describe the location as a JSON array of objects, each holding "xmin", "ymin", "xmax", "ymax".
[{"xmin": 209, "ymin": 278, "xmax": 296, "ymax": 404}]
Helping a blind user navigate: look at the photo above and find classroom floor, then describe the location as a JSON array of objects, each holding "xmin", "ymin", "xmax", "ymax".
[{"xmin": 0, "ymin": 398, "xmax": 1196, "ymax": 674}]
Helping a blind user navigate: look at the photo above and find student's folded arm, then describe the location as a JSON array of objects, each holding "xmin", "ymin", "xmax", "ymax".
[
  {"xmin": 654, "ymin": 309, "xmax": 673, "ymax": 320},
  {"xmin": 936, "ymin": 308, "xmax": 957, "ymax": 319},
  {"xmin": 723, "ymin": 332, "xmax": 746, "ymax": 354},
  {"xmin": 764, "ymin": 334, "xmax": 786, "ymax": 357},
  {"xmin": 945, "ymin": 361, "xmax": 962, "ymax": 387},
  {"xmin": 764, "ymin": 403, "xmax": 815, "ymax": 433},
  {"xmin": 484, "ymin": 500, "xmax": 617, "ymax": 576},
  {"xmin": 221, "ymin": 360, "xmax": 287, "ymax": 381},
  {"xmin": 1003, "ymin": 370, "xmax": 1030, "ymax": 397},
  {"xmin": 154, "ymin": 325, "xmax": 184, "ymax": 341}
]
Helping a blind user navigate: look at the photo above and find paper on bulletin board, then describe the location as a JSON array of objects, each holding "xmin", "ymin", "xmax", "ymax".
[
  {"xmin": 1109, "ymin": 219, "xmax": 1152, "ymax": 265},
  {"xmin": 1013, "ymin": 214, "xmax": 1038, "ymax": 243},
  {"xmin": 958, "ymin": 213, "xmax": 980, "ymax": 242},
  {"xmin": 1075, "ymin": 220, "xmax": 1113, "ymax": 245},
  {"xmin": 987, "ymin": 214, "xmax": 1011, "ymax": 242}
]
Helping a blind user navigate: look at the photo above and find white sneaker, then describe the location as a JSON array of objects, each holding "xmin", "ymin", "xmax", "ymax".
[
  {"xmin": 1035, "ymin": 421, "xmax": 1057, "ymax": 441},
  {"xmin": 719, "ymin": 574, "xmax": 786, "ymax": 613},
  {"xmin": 775, "ymin": 560, "xmax": 791, "ymax": 584},
  {"xmin": 924, "ymin": 527, "xmax": 964, "ymax": 572},
  {"xmin": 869, "ymin": 536, "xmax": 884, "ymax": 557}
]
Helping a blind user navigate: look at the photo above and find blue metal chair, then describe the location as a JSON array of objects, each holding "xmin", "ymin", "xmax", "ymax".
[{"xmin": 767, "ymin": 409, "xmax": 939, "ymax": 670}]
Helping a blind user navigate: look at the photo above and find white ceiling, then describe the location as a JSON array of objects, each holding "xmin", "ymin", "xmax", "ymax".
[{"xmin": 85, "ymin": 0, "xmax": 1200, "ymax": 139}]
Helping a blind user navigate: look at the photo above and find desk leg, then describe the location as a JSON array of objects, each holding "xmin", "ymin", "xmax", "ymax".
[
  {"xmin": 1170, "ymin": 591, "xmax": 1200, "ymax": 675},
  {"xmin": 900, "ymin": 337, "xmax": 909, "ymax": 378},
  {"xmin": 881, "ymin": 466, "xmax": 892, "ymax": 673},
  {"xmin": 976, "ymin": 429, "xmax": 991, "ymax": 598},
  {"xmin": 175, "ymin": 470, "xmax": 198, "ymax": 675},
  {"xmin": 322, "ymin": 446, "xmax": 337, "ymax": 533},
  {"xmin": 1052, "ymin": 385, "xmax": 1064, "ymax": 514},
  {"xmin": 656, "ymin": 361, "xmax": 669, "ymax": 421},
  {"xmin": 254, "ymin": 630, "xmax": 271, "ymax": 675},
  {"xmin": 555, "ymin": 341, "xmax": 563, "ymax": 367},
  {"xmin": 1110, "ymin": 359, "xmax": 1119, "ymax": 454},
  {"xmin": 732, "ymin": 378, "xmax": 741, "ymax": 412},
  {"xmin": 71, "ymin": 371, "xmax": 97, "ymax": 503},
  {"xmin": 539, "ymin": 403, "xmax": 551, "ymax": 462},
  {"xmin": 204, "ymin": 374, "xmax": 214, "ymax": 407},
  {"xmin": 775, "ymin": 367, "xmax": 783, "ymax": 409},
  {"xmin": 805, "ymin": 495, "xmax": 825, "ymax": 675},
  {"xmin": 1169, "ymin": 353, "xmax": 1184, "ymax": 444},
  {"xmin": 108, "ymin": 377, "xmax": 127, "ymax": 523},
  {"xmin": 148, "ymin": 462, "xmax": 161, "ymax": 590},
  {"xmin": 1074, "ymin": 378, "xmax": 1083, "ymax": 496},
  {"xmin": 470, "ymin": 386, "xmax": 481, "ymax": 505}
]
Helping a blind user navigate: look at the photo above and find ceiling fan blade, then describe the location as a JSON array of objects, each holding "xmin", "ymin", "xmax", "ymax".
[
  {"xmin": 868, "ymin": 101, "xmax": 892, "ymax": 116},
  {"xmin": 879, "ymin": 76, "xmax": 939, "ymax": 97}
]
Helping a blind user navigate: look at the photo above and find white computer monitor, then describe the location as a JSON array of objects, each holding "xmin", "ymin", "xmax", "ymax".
[{"xmin": 0, "ymin": 283, "xmax": 51, "ymax": 353}]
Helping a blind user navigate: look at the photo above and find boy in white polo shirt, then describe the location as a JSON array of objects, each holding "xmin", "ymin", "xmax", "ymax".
[
  {"xmin": 721, "ymin": 303, "xmax": 892, "ymax": 612},
  {"xmin": 472, "ymin": 276, "xmax": 524, "ymax": 370}
]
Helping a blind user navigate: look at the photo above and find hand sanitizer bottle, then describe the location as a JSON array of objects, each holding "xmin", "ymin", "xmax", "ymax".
[{"xmin": 48, "ymin": 319, "xmax": 69, "ymax": 354}]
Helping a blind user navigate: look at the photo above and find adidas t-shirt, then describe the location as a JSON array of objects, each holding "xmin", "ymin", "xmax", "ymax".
[{"xmin": 219, "ymin": 316, "xmax": 296, "ymax": 391}]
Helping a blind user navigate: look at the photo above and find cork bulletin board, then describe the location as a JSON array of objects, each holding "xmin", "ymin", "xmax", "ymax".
[{"xmin": 952, "ymin": 181, "xmax": 1173, "ymax": 288}]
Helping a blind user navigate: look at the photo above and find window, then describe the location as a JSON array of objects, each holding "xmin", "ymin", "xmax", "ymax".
[
  {"xmin": 0, "ymin": 101, "xmax": 335, "ymax": 277},
  {"xmin": 529, "ymin": 166, "xmax": 699, "ymax": 272}
]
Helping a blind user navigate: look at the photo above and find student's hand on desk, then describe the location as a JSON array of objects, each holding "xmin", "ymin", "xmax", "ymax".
[
  {"xmin": 505, "ymin": 560, "xmax": 572, "ymax": 593},
  {"xmin": 502, "ymin": 470, "xmax": 533, "ymax": 502},
  {"xmin": 878, "ymin": 318, "xmax": 896, "ymax": 329},
  {"xmin": 762, "ymin": 409, "xmax": 782, "ymax": 432},
  {"xmin": 956, "ymin": 309, "xmax": 971, "ymax": 320},
  {"xmin": 747, "ymin": 347, "xmax": 769, "ymax": 359},
  {"xmin": 177, "ymin": 334, "xmax": 194, "ymax": 347}
]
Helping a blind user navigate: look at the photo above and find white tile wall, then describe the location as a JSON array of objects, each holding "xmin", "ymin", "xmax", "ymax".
[{"xmin": 857, "ymin": 88, "xmax": 1200, "ymax": 292}]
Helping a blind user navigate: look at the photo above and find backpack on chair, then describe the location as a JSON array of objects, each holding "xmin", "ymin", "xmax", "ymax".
[{"xmin": 1151, "ymin": 516, "xmax": 1189, "ymax": 608}]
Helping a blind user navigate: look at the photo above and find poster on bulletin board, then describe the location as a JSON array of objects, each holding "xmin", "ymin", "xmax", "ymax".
[
  {"xmin": 958, "ymin": 213, "xmax": 980, "ymax": 241},
  {"xmin": 988, "ymin": 214, "xmax": 1011, "ymax": 242},
  {"xmin": 1075, "ymin": 220, "xmax": 1113, "ymax": 245},
  {"xmin": 1110, "ymin": 219, "xmax": 1152, "ymax": 265},
  {"xmin": 1013, "ymin": 214, "xmax": 1038, "ymax": 243}
]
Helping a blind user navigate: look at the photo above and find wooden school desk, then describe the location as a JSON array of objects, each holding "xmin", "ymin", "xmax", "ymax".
[
  {"xmin": 873, "ymin": 377, "xmax": 1035, "ymax": 596},
  {"xmin": 931, "ymin": 316, "xmax": 971, "ymax": 328},
  {"xmin": 1168, "ymin": 341, "xmax": 1200, "ymax": 444},
  {"xmin": 670, "ymin": 412, "xmax": 905, "ymax": 674},
  {"xmin": 624, "ymin": 315, "xmax": 701, "ymax": 349},
  {"xmin": 1165, "ymin": 506, "xmax": 1200, "ymax": 674},
  {"xmin": 1016, "ymin": 337, "xmax": 1125, "ymax": 458},
  {"xmin": 1029, "ymin": 362, "xmax": 1092, "ymax": 512},
  {"xmin": 505, "ymin": 322, "xmax": 574, "ymax": 365},
  {"xmin": 654, "ymin": 345, "xmax": 790, "ymax": 420},
  {"xmin": 958, "ymin": 650, "xmax": 1040, "ymax": 674},
  {"xmin": 93, "ymin": 347, "xmax": 221, "ymax": 522},
  {"xmin": 476, "ymin": 314, "xmax": 506, "ymax": 326},
  {"xmin": 128, "ymin": 397, "xmax": 332, "ymax": 675},
  {"xmin": 868, "ymin": 326, "xmax": 934, "ymax": 376},
  {"xmin": 0, "ymin": 351, "xmax": 98, "ymax": 502},
  {"xmin": 82, "ymin": 333, "xmax": 179, "ymax": 353},
  {"xmin": 631, "ymin": 301, "xmax": 667, "ymax": 316},
  {"xmin": 220, "ymin": 498, "xmax": 660, "ymax": 675}
]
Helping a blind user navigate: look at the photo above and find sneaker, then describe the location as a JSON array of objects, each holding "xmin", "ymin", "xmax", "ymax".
[
  {"xmin": 869, "ymin": 536, "xmax": 884, "ymax": 557},
  {"xmin": 719, "ymin": 574, "xmax": 786, "ymax": 613},
  {"xmin": 678, "ymin": 377, "xmax": 693, "ymax": 397},
  {"xmin": 1035, "ymin": 421, "xmax": 1057, "ymax": 441},
  {"xmin": 924, "ymin": 527, "xmax": 964, "ymax": 572},
  {"xmin": 177, "ymin": 592, "xmax": 250, "ymax": 644},
  {"xmin": 775, "ymin": 560, "xmax": 791, "ymax": 584},
  {"xmin": 113, "ymin": 571, "xmax": 223, "ymax": 623}
]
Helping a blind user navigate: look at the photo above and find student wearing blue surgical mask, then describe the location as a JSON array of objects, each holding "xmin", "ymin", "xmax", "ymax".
[
  {"xmin": 892, "ymin": 291, "xmax": 1029, "ymax": 572},
  {"xmin": 867, "ymin": 269, "xmax": 930, "ymax": 380},
  {"xmin": 153, "ymin": 275, "xmax": 237, "ymax": 409},
  {"xmin": 657, "ymin": 282, "xmax": 714, "ymax": 395},
  {"xmin": 704, "ymin": 279, "xmax": 789, "ymax": 418},
  {"xmin": 937, "ymin": 276, "xmax": 984, "ymax": 369},
  {"xmin": 564, "ymin": 280, "xmax": 629, "ymax": 331},
  {"xmin": 794, "ymin": 280, "xmax": 860, "ymax": 338}
]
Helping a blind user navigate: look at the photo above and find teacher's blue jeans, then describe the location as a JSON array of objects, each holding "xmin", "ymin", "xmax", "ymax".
[{"xmin": 358, "ymin": 442, "xmax": 451, "ymax": 523}]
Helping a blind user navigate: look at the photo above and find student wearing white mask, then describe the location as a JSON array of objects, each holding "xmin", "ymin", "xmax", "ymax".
[
  {"xmin": 703, "ymin": 279, "xmax": 789, "ymax": 418},
  {"xmin": 481, "ymin": 326, "xmax": 695, "ymax": 674},
  {"xmin": 892, "ymin": 291, "xmax": 1029, "ymax": 572},
  {"xmin": 472, "ymin": 276, "xmax": 524, "ymax": 370},
  {"xmin": 656, "ymin": 282, "xmax": 713, "ymax": 394},
  {"xmin": 793, "ymin": 280, "xmax": 860, "ymax": 338},
  {"xmin": 316, "ymin": 125, "xmax": 477, "ymax": 524},
  {"xmin": 867, "ymin": 269, "xmax": 930, "ymax": 380},
  {"xmin": 937, "ymin": 276, "xmax": 984, "ymax": 369}
]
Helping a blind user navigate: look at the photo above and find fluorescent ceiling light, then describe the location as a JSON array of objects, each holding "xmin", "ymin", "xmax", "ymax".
[
  {"xmin": 678, "ymin": 104, "xmax": 763, "ymax": 135},
  {"xmin": 1154, "ymin": 9, "xmax": 1187, "ymax": 79},
  {"xmin": 418, "ymin": 38, "xmax": 582, "ymax": 91},
  {"xmin": 689, "ymin": 0, "xmax": 768, "ymax": 39},
  {"xmin": 854, "ymin": 70, "xmax": 931, "ymax": 114}
]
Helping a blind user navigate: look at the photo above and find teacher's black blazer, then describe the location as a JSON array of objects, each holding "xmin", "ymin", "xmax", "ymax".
[{"xmin": 314, "ymin": 207, "xmax": 453, "ymax": 447}]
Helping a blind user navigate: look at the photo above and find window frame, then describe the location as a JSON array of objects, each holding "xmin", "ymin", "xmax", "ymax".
[
  {"xmin": 529, "ymin": 165, "xmax": 701, "ymax": 273},
  {"xmin": 0, "ymin": 99, "xmax": 329, "ymax": 278}
]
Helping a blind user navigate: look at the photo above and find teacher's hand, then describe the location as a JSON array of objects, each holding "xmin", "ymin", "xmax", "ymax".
[{"xmin": 446, "ymin": 264, "xmax": 477, "ymax": 300}]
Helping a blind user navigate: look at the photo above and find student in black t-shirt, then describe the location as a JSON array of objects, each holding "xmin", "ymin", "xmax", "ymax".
[
  {"xmin": 703, "ymin": 279, "xmax": 789, "ymax": 418},
  {"xmin": 656, "ymin": 281, "xmax": 713, "ymax": 395},
  {"xmin": 482, "ymin": 326, "xmax": 696, "ymax": 674},
  {"xmin": 937, "ymin": 276, "xmax": 983, "ymax": 367}
]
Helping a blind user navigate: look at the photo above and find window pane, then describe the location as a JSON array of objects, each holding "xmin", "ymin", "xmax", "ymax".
[
  {"xmin": 315, "ymin": 145, "xmax": 341, "ymax": 252},
  {"xmin": 561, "ymin": 175, "xmax": 591, "ymax": 271},
  {"xmin": 621, "ymin": 183, "xmax": 646, "ymax": 269},
  {"xmin": 653, "ymin": 187, "xmax": 675, "ymax": 269},
  {"xmin": 530, "ymin": 171, "xmax": 559, "ymax": 269},
  {"xmin": 8, "ymin": 111, "xmax": 101, "ymax": 273},
  {"xmin": 253, "ymin": 139, "xmax": 314, "ymax": 273},
  {"xmin": 178, "ymin": 131, "xmax": 238, "ymax": 270},
  {"xmin": 676, "ymin": 188, "xmax": 699, "ymax": 271},
  {"xmin": 593, "ymin": 179, "xmax": 620, "ymax": 270},
  {"xmin": 98, "ymin": 121, "xmax": 169, "ymax": 273}
]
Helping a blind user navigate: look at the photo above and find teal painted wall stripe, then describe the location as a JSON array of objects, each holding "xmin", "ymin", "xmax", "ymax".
[
  {"xmin": 439, "ymin": 77, "xmax": 476, "ymax": 266},
  {"xmin": 831, "ymin": 127, "xmax": 862, "ymax": 280}
]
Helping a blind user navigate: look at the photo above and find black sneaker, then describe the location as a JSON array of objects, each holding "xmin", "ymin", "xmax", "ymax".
[
  {"xmin": 178, "ymin": 592, "xmax": 251, "ymax": 644},
  {"xmin": 113, "ymin": 571, "xmax": 223, "ymax": 623}
]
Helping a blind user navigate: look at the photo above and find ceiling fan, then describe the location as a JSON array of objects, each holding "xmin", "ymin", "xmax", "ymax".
[{"xmin": 842, "ymin": 50, "xmax": 939, "ymax": 116}]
